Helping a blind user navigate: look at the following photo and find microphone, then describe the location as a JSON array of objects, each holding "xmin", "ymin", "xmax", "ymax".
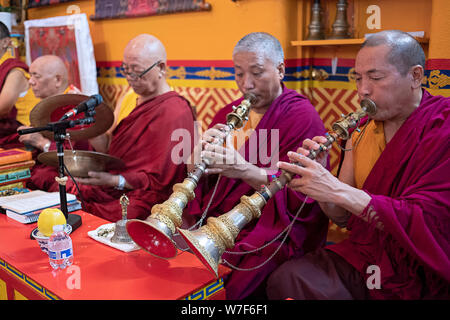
[{"xmin": 59, "ymin": 94, "xmax": 103, "ymax": 121}]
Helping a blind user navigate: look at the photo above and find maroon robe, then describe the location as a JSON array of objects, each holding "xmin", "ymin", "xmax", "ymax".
[
  {"xmin": 185, "ymin": 85, "xmax": 329, "ymax": 299},
  {"xmin": 41, "ymin": 91, "xmax": 195, "ymax": 222},
  {"xmin": 0, "ymin": 58, "xmax": 29, "ymax": 149},
  {"xmin": 328, "ymin": 90, "xmax": 450, "ymax": 299}
]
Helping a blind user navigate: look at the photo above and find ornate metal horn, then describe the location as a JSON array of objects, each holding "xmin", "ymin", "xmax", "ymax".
[
  {"xmin": 177, "ymin": 99, "xmax": 377, "ymax": 276},
  {"xmin": 126, "ymin": 93, "xmax": 257, "ymax": 259}
]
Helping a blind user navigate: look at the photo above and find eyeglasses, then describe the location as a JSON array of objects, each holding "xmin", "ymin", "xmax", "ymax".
[{"xmin": 120, "ymin": 60, "xmax": 161, "ymax": 80}]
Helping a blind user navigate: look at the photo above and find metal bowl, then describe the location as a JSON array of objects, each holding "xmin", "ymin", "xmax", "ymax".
[{"xmin": 38, "ymin": 150, "xmax": 125, "ymax": 178}]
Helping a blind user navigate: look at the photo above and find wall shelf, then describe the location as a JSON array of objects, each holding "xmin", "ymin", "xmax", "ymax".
[
  {"xmin": 291, "ymin": 37, "xmax": 429, "ymax": 47},
  {"xmin": 291, "ymin": 38, "xmax": 365, "ymax": 47}
]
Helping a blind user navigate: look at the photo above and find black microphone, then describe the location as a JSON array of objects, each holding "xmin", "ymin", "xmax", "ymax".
[{"xmin": 59, "ymin": 94, "xmax": 103, "ymax": 121}]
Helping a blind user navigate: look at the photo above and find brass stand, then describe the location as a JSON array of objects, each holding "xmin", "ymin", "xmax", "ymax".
[
  {"xmin": 329, "ymin": 0, "xmax": 350, "ymax": 39},
  {"xmin": 306, "ymin": 0, "xmax": 325, "ymax": 40}
]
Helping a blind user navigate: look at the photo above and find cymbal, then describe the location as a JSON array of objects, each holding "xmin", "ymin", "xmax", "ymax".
[
  {"xmin": 38, "ymin": 150, "xmax": 125, "ymax": 178},
  {"xmin": 29, "ymin": 94, "xmax": 114, "ymax": 141}
]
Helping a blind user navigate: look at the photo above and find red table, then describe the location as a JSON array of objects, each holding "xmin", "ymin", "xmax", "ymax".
[{"xmin": 0, "ymin": 210, "xmax": 230, "ymax": 300}]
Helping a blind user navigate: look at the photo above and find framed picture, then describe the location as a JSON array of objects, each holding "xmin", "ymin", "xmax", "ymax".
[
  {"xmin": 27, "ymin": 0, "xmax": 76, "ymax": 9},
  {"xmin": 24, "ymin": 14, "xmax": 98, "ymax": 95},
  {"xmin": 90, "ymin": 0, "xmax": 211, "ymax": 20}
]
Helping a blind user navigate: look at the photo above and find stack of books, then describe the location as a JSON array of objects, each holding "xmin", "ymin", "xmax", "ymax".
[
  {"xmin": 0, "ymin": 148, "xmax": 35, "ymax": 192},
  {"xmin": 0, "ymin": 190, "xmax": 82, "ymax": 224}
]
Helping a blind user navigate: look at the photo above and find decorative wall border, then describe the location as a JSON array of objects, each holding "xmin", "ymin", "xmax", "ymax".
[
  {"xmin": 96, "ymin": 58, "xmax": 450, "ymax": 91},
  {"xmin": 0, "ymin": 257, "xmax": 59, "ymax": 300},
  {"xmin": 183, "ymin": 277, "xmax": 224, "ymax": 300}
]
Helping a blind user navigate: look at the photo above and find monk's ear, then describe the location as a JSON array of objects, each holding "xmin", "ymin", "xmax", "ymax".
[
  {"xmin": 277, "ymin": 62, "xmax": 285, "ymax": 81},
  {"xmin": 1, "ymin": 37, "xmax": 10, "ymax": 50},
  {"xmin": 410, "ymin": 65, "xmax": 424, "ymax": 89},
  {"xmin": 158, "ymin": 61, "xmax": 166, "ymax": 77},
  {"xmin": 54, "ymin": 74, "xmax": 63, "ymax": 88}
]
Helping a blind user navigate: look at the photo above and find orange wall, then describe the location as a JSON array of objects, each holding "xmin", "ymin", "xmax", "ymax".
[
  {"xmin": 429, "ymin": 0, "xmax": 450, "ymax": 59},
  {"xmin": 27, "ymin": 0, "xmax": 448, "ymax": 63},
  {"xmin": 27, "ymin": 0, "xmax": 445, "ymax": 63},
  {"xmin": 28, "ymin": 0, "xmax": 299, "ymax": 62}
]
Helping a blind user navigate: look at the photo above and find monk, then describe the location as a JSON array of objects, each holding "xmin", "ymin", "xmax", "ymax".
[
  {"xmin": 19, "ymin": 55, "xmax": 90, "ymax": 191},
  {"xmin": 183, "ymin": 32, "xmax": 329, "ymax": 300},
  {"xmin": 267, "ymin": 30, "xmax": 450, "ymax": 299},
  {"xmin": 43, "ymin": 34, "xmax": 195, "ymax": 222},
  {"xmin": 18, "ymin": 55, "xmax": 83, "ymax": 153},
  {"xmin": 0, "ymin": 22, "xmax": 30, "ymax": 149}
]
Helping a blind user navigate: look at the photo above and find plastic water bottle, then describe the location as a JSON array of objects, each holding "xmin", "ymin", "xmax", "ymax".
[{"xmin": 48, "ymin": 224, "xmax": 74, "ymax": 270}]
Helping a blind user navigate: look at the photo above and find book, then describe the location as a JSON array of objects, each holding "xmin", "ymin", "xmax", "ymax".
[
  {"xmin": 0, "ymin": 149, "xmax": 32, "ymax": 166},
  {"xmin": 0, "ymin": 181, "xmax": 26, "ymax": 191},
  {"xmin": 0, "ymin": 160, "xmax": 35, "ymax": 174},
  {"xmin": 0, "ymin": 188, "xmax": 29, "ymax": 214},
  {"xmin": 0, "ymin": 168, "xmax": 31, "ymax": 185},
  {"xmin": 0, "ymin": 187, "xmax": 29, "ymax": 198},
  {"xmin": 6, "ymin": 200, "xmax": 82, "ymax": 224},
  {"xmin": 0, "ymin": 190, "xmax": 77, "ymax": 214},
  {"xmin": 0, "ymin": 177, "xmax": 30, "ymax": 188}
]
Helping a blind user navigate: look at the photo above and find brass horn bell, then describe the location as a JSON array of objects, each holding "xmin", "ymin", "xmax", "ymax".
[
  {"xmin": 126, "ymin": 93, "xmax": 258, "ymax": 260},
  {"xmin": 177, "ymin": 193, "xmax": 266, "ymax": 277},
  {"xmin": 176, "ymin": 99, "xmax": 377, "ymax": 277}
]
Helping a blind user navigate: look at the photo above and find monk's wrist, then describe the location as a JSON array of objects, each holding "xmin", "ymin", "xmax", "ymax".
[
  {"xmin": 242, "ymin": 165, "xmax": 268, "ymax": 189},
  {"xmin": 332, "ymin": 182, "xmax": 372, "ymax": 216}
]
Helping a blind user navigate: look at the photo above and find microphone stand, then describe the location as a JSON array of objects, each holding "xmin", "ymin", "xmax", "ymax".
[{"xmin": 18, "ymin": 109, "xmax": 96, "ymax": 237}]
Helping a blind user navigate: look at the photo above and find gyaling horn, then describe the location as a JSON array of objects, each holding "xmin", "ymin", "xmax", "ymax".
[
  {"xmin": 177, "ymin": 98, "xmax": 377, "ymax": 277},
  {"xmin": 126, "ymin": 93, "xmax": 257, "ymax": 259}
]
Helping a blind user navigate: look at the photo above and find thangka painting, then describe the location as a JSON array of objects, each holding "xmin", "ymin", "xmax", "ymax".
[
  {"xmin": 91, "ymin": 0, "xmax": 212, "ymax": 20},
  {"xmin": 24, "ymin": 14, "xmax": 99, "ymax": 95},
  {"xmin": 27, "ymin": 0, "xmax": 76, "ymax": 8}
]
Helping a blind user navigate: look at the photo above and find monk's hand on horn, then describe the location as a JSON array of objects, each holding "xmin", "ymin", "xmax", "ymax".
[
  {"xmin": 202, "ymin": 123, "xmax": 230, "ymax": 145},
  {"xmin": 277, "ymin": 151, "xmax": 340, "ymax": 203},
  {"xmin": 300, "ymin": 136, "xmax": 329, "ymax": 169},
  {"xmin": 202, "ymin": 138, "xmax": 247, "ymax": 178}
]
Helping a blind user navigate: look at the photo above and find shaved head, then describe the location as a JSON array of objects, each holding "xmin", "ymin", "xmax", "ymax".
[
  {"xmin": 124, "ymin": 34, "xmax": 167, "ymax": 65},
  {"xmin": 361, "ymin": 30, "xmax": 425, "ymax": 76},
  {"xmin": 122, "ymin": 34, "xmax": 170, "ymax": 99},
  {"xmin": 33, "ymin": 55, "xmax": 68, "ymax": 81},
  {"xmin": 29, "ymin": 55, "xmax": 69, "ymax": 98}
]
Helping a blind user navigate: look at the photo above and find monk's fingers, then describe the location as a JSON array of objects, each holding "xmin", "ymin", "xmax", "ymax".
[
  {"xmin": 277, "ymin": 161, "xmax": 308, "ymax": 176},
  {"xmin": 286, "ymin": 152, "xmax": 316, "ymax": 166},
  {"xmin": 203, "ymin": 143, "xmax": 227, "ymax": 154},
  {"xmin": 212, "ymin": 123, "xmax": 231, "ymax": 133},
  {"xmin": 75, "ymin": 171, "xmax": 112, "ymax": 186},
  {"xmin": 201, "ymin": 150, "xmax": 222, "ymax": 165},
  {"xmin": 204, "ymin": 128, "xmax": 227, "ymax": 142},
  {"xmin": 204, "ymin": 168, "xmax": 223, "ymax": 175},
  {"xmin": 287, "ymin": 177, "xmax": 305, "ymax": 190},
  {"xmin": 294, "ymin": 147, "xmax": 310, "ymax": 157},
  {"xmin": 311, "ymin": 135, "xmax": 328, "ymax": 145},
  {"xmin": 302, "ymin": 139, "xmax": 324, "ymax": 154}
]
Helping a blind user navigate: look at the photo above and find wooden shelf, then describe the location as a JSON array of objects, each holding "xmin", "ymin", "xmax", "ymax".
[
  {"xmin": 291, "ymin": 37, "xmax": 429, "ymax": 47},
  {"xmin": 291, "ymin": 38, "xmax": 365, "ymax": 47}
]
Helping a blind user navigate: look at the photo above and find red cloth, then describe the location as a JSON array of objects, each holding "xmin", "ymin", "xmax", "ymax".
[
  {"xmin": 0, "ymin": 58, "xmax": 29, "ymax": 149},
  {"xmin": 185, "ymin": 85, "xmax": 329, "ymax": 299},
  {"xmin": 44, "ymin": 91, "xmax": 195, "ymax": 222},
  {"xmin": 328, "ymin": 90, "xmax": 450, "ymax": 299}
]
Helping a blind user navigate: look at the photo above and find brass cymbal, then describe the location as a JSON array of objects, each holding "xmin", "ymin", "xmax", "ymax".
[
  {"xmin": 38, "ymin": 150, "xmax": 125, "ymax": 178},
  {"xmin": 29, "ymin": 94, "xmax": 114, "ymax": 141}
]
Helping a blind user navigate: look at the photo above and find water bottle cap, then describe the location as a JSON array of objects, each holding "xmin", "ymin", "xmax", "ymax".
[{"xmin": 53, "ymin": 224, "xmax": 64, "ymax": 232}]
